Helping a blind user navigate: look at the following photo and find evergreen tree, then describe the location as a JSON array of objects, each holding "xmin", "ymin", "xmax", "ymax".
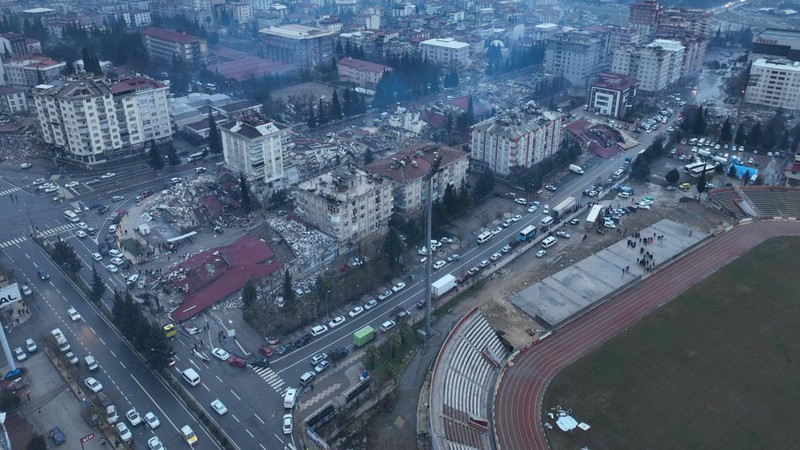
[
  {"xmin": 734, "ymin": 124, "xmax": 746, "ymax": 145},
  {"xmin": 207, "ymin": 107, "xmax": 223, "ymax": 154},
  {"xmin": 728, "ymin": 164, "xmax": 737, "ymax": 178},
  {"xmin": 166, "ymin": 142, "xmax": 180, "ymax": 166},
  {"xmin": 239, "ymin": 172, "xmax": 251, "ymax": 214},
  {"xmin": 693, "ymin": 107, "xmax": 706, "ymax": 135},
  {"xmin": 148, "ymin": 141, "xmax": 164, "ymax": 172},
  {"xmin": 241, "ymin": 278, "xmax": 257, "ymax": 309},
  {"xmin": 331, "ymin": 90, "xmax": 342, "ymax": 120},
  {"xmin": 697, "ymin": 164, "xmax": 708, "ymax": 198},
  {"xmin": 363, "ymin": 148, "xmax": 374, "ymax": 165},
  {"xmin": 748, "ymin": 122, "xmax": 762, "ymax": 146},
  {"xmin": 306, "ymin": 102, "xmax": 316, "ymax": 128},
  {"xmin": 36, "ymin": 68, "xmax": 43, "ymax": 85},
  {"xmin": 89, "ymin": 264, "xmax": 105, "ymax": 304},
  {"xmin": 720, "ymin": 118, "xmax": 732, "ymax": 143},
  {"xmin": 466, "ymin": 95, "xmax": 475, "ymax": 126},
  {"xmin": 665, "ymin": 168, "xmax": 680, "ymax": 185},
  {"xmin": 53, "ymin": 240, "xmax": 82, "ymax": 273},
  {"xmin": 317, "ymin": 98, "xmax": 327, "ymax": 125},
  {"xmin": 282, "ymin": 270, "xmax": 296, "ymax": 310},
  {"xmin": 382, "ymin": 229, "xmax": 403, "ymax": 265}
]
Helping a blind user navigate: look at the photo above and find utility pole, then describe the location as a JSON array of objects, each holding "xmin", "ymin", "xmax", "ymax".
[{"xmin": 424, "ymin": 152, "xmax": 442, "ymax": 337}]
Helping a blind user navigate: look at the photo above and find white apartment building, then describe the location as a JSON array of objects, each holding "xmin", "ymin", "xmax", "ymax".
[
  {"xmin": 611, "ymin": 39, "xmax": 684, "ymax": 93},
  {"xmin": 337, "ymin": 57, "xmax": 391, "ymax": 89},
  {"xmin": 220, "ymin": 117, "xmax": 288, "ymax": 189},
  {"xmin": 470, "ymin": 102, "xmax": 563, "ymax": 176},
  {"xmin": 365, "ymin": 143, "xmax": 469, "ymax": 217},
  {"xmin": 113, "ymin": 10, "xmax": 152, "ymax": 28},
  {"xmin": 420, "ymin": 38, "xmax": 470, "ymax": 68},
  {"xmin": 0, "ymin": 86, "xmax": 28, "ymax": 113},
  {"xmin": 745, "ymin": 58, "xmax": 800, "ymax": 111},
  {"xmin": 544, "ymin": 30, "xmax": 606, "ymax": 86},
  {"xmin": 33, "ymin": 78, "xmax": 172, "ymax": 164},
  {"xmin": 230, "ymin": 2, "xmax": 254, "ymax": 24},
  {"xmin": 4, "ymin": 55, "xmax": 65, "ymax": 87},
  {"xmin": 294, "ymin": 166, "xmax": 393, "ymax": 247}
]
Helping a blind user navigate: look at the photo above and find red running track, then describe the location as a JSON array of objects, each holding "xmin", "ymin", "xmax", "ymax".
[{"xmin": 493, "ymin": 221, "xmax": 800, "ymax": 450}]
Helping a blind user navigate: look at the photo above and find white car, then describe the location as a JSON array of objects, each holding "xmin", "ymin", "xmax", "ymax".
[
  {"xmin": 527, "ymin": 205, "xmax": 538, "ymax": 213},
  {"xmin": 604, "ymin": 220, "xmax": 617, "ymax": 229},
  {"xmin": 511, "ymin": 214, "xmax": 522, "ymax": 222},
  {"xmin": 545, "ymin": 184, "xmax": 557, "ymax": 191},
  {"xmin": 637, "ymin": 202, "xmax": 651, "ymax": 210},
  {"xmin": 84, "ymin": 377, "xmax": 103, "ymax": 393},
  {"xmin": 377, "ymin": 290, "xmax": 393, "ymax": 301},
  {"xmin": 108, "ymin": 224, "xmax": 117, "ymax": 233},
  {"xmin": 33, "ymin": 178, "xmax": 45, "ymax": 185},
  {"xmin": 491, "ymin": 227, "xmax": 503, "ymax": 236},
  {"xmin": 283, "ymin": 414, "xmax": 293, "ymax": 435},
  {"xmin": 21, "ymin": 284, "xmax": 32, "ymax": 296},
  {"xmin": 439, "ymin": 237, "xmax": 454, "ymax": 244},
  {"xmin": 116, "ymin": 422, "xmax": 132, "ymax": 442},
  {"xmin": 418, "ymin": 246, "xmax": 429, "ymax": 256},
  {"xmin": 348, "ymin": 306, "xmax": 364, "ymax": 318},
  {"xmin": 380, "ymin": 320, "xmax": 396, "ymax": 332},
  {"xmin": 211, "ymin": 399, "xmax": 228, "ymax": 415},
  {"xmin": 364, "ymin": 299, "xmax": 378, "ymax": 310},
  {"xmin": 126, "ymin": 408, "xmax": 142, "ymax": 426},
  {"xmin": 310, "ymin": 324, "xmax": 328, "ymax": 336},
  {"xmin": 110, "ymin": 257, "xmax": 125, "ymax": 266},
  {"xmin": 314, "ymin": 360, "xmax": 330, "ymax": 373},
  {"xmin": 618, "ymin": 191, "xmax": 631, "ymax": 198},
  {"xmin": 479, "ymin": 260, "xmax": 490, "ymax": 268},
  {"xmin": 25, "ymin": 338, "xmax": 37, "ymax": 353},
  {"xmin": 77, "ymin": 222, "xmax": 88, "ymax": 229},
  {"xmin": 65, "ymin": 181, "xmax": 80, "ymax": 188},
  {"xmin": 106, "ymin": 264, "xmax": 118, "ymax": 273},
  {"xmin": 211, "ymin": 348, "xmax": 230, "ymax": 361},
  {"xmin": 92, "ymin": 253, "xmax": 102, "ymax": 261},
  {"xmin": 65, "ymin": 352, "xmax": 79, "ymax": 365},
  {"xmin": 328, "ymin": 316, "xmax": 346, "ymax": 328},
  {"xmin": 13, "ymin": 347, "xmax": 26, "ymax": 361},
  {"xmin": 144, "ymin": 412, "xmax": 160, "ymax": 429},
  {"xmin": 392, "ymin": 282, "xmax": 406, "ymax": 292},
  {"xmin": 514, "ymin": 197, "xmax": 527, "ymax": 205},
  {"xmin": 76, "ymin": 230, "xmax": 87, "ymax": 238},
  {"xmin": 490, "ymin": 252, "xmax": 502, "ymax": 262},
  {"xmin": 502, "ymin": 245, "xmax": 512, "ymax": 253},
  {"xmin": 147, "ymin": 436, "xmax": 164, "ymax": 450},
  {"xmin": 111, "ymin": 195, "xmax": 124, "ymax": 202},
  {"xmin": 109, "ymin": 249, "xmax": 123, "ymax": 258},
  {"xmin": 101, "ymin": 172, "xmax": 116, "ymax": 179},
  {"xmin": 67, "ymin": 307, "xmax": 81, "ymax": 321},
  {"xmin": 20, "ymin": 162, "xmax": 32, "ymax": 169},
  {"xmin": 556, "ymin": 230, "xmax": 571, "ymax": 239},
  {"xmin": 536, "ymin": 250, "xmax": 547, "ymax": 258},
  {"xmin": 310, "ymin": 353, "xmax": 328, "ymax": 365},
  {"xmin": 433, "ymin": 260, "xmax": 446, "ymax": 270}
]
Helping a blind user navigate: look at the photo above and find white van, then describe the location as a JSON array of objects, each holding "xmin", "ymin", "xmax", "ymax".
[
  {"xmin": 540, "ymin": 216, "xmax": 554, "ymax": 227},
  {"xmin": 181, "ymin": 368, "xmax": 201, "ymax": 387},
  {"xmin": 283, "ymin": 388, "xmax": 298, "ymax": 409},
  {"xmin": 477, "ymin": 231, "xmax": 493, "ymax": 244},
  {"xmin": 541, "ymin": 236, "xmax": 558, "ymax": 248}
]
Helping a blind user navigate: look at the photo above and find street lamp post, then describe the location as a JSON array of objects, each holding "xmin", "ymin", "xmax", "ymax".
[{"xmin": 423, "ymin": 153, "xmax": 442, "ymax": 337}]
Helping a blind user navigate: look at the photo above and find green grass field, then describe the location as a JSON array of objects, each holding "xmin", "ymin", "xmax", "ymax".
[{"xmin": 544, "ymin": 237, "xmax": 800, "ymax": 450}]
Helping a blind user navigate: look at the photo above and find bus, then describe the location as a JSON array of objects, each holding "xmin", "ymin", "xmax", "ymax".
[
  {"xmin": 683, "ymin": 161, "xmax": 706, "ymax": 173},
  {"xmin": 63, "ymin": 210, "xmax": 80, "ymax": 223},
  {"xmin": 519, "ymin": 225, "xmax": 537, "ymax": 242},
  {"xmin": 690, "ymin": 163, "xmax": 716, "ymax": 178},
  {"xmin": 188, "ymin": 151, "xmax": 206, "ymax": 162}
]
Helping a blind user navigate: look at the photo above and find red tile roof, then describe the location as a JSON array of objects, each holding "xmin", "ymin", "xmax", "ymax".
[
  {"xmin": 142, "ymin": 27, "xmax": 204, "ymax": 44},
  {"xmin": 170, "ymin": 263, "xmax": 283, "ymax": 321},
  {"xmin": 337, "ymin": 57, "xmax": 389, "ymax": 73},
  {"xmin": 109, "ymin": 77, "xmax": 165, "ymax": 94}
]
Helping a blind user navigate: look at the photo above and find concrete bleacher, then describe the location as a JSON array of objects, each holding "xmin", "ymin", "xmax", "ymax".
[
  {"xmin": 741, "ymin": 188, "xmax": 781, "ymax": 216},
  {"xmin": 430, "ymin": 309, "xmax": 509, "ymax": 450},
  {"xmin": 709, "ymin": 188, "xmax": 749, "ymax": 220}
]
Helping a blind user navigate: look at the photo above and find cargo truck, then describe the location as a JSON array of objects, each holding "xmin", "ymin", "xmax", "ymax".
[
  {"xmin": 569, "ymin": 164, "xmax": 584, "ymax": 175},
  {"xmin": 552, "ymin": 196, "xmax": 576, "ymax": 220},
  {"xmin": 353, "ymin": 326, "xmax": 375, "ymax": 347},
  {"xmin": 585, "ymin": 204, "xmax": 604, "ymax": 230},
  {"xmin": 431, "ymin": 274, "xmax": 457, "ymax": 298}
]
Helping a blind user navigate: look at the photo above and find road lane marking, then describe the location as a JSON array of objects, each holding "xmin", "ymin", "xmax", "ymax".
[
  {"xmin": 128, "ymin": 375, "xmax": 180, "ymax": 431},
  {"xmin": 229, "ymin": 389, "xmax": 241, "ymax": 400},
  {"xmin": 98, "ymin": 337, "xmax": 106, "ymax": 345},
  {"xmin": 273, "ymin": 435, "xmax": 284, "ymax": 444},
  {"xmin": 232, "ymin": 414, "xmax": 240, "ymax": 423},
  {"xmin": 261, "ymin": 443, "xmax": 269, "ymax": 450},
  {"xmin": 254, "ymin": 413, "xmax": 265, "ymax": 424},
  {"xmin": 245, "ymin": 428, "xmax": 254, "ymax": 438},
  {"xmin": 119, "ymin": 361, "xmax": 126, "ymax": 369},
  {"xmin": 110, "ymin": 350, "xmax": 117, "ymax": 358},
  {"xmin": 215, "ymin": 375, "xmax": 223, "ymax": 383},
  {"xmin": 89, "ymin": 326, "xmax": 96, "ymax": 334},
  {"xmin": 202, "ymin": 383, "xmax": 210, "ymax": 392},
  {"xmin": 190, "ymin": 360, "xmax": 201, "ymax": 371}
]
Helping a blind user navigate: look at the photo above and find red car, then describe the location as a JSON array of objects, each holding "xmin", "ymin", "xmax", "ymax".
[
  {"xmin": 227, "ymin": 356, "xmax": 246, "ymax": 368},
  {"xmin": 259, "ymin": 345, "xmax": 274, "ymax": 357}
]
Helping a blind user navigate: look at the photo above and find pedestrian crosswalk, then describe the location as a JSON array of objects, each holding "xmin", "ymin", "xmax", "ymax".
[
  {"xmin": 251, "ymin": 366, "xmax": 286, "ymax": 392},
  {"xmin": 0, "ymin": 224, "xmax": 79, "ymax": 249},
  {"xmin": 41, "ymin": 223, "xmax": 78, "ymax": 237},
  {"xmin": 0, "ymin": 187, "xmax": 21, "ymax": 197},
  {"xmin": 0, "ymin": 237, "xmax": 27, "ymax": 248}
]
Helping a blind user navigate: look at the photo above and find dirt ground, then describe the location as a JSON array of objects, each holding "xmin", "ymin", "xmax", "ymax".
[{"xmin": 454, "ymin": 182, "xmax": 735, "ymax": 350}]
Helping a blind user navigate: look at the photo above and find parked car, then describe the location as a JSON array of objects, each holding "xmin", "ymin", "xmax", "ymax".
[
  {"xmin": 144, "ymin": 412, "xmax": 160, "ymax": 429},
  {"xmin": 126, "ymin": 409, "xmax": 142, "ymax": 426},
  {"xmin": 25, "ymin": 338, "xmax": 37, "ymax": 353},
  {"xmin": 328, "ymin": 316, "xmax": 346, "ymax": 328},
  {"xmin": 348, "ymin": 306, "xmax": 364, "ymax": 318},
  {"xmin": 211, "ymin": 348, "xmax": 230, "ymax": 361},
  {"xmin": 49, "ymin": 426, "xmax": 66, "ymax": 445},
  {"xmin": 392, "ymin": 282, "xmax": 406, "ymax": 292},
  {"xmin": 364, "ymin": 299, "xmax": 378, "ymax": 310},
  {"xmin": 84, "ymin": 377, "xmax": 103, "ymax": 393},
  {"xmin": 536, "ymin": 250, "xmax": 547, "ymax": 258}
]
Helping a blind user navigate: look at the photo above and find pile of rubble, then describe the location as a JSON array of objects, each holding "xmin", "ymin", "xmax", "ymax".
[{"xmin": 267, "ymin": 217, "xmax": 336, "ymax": 270}]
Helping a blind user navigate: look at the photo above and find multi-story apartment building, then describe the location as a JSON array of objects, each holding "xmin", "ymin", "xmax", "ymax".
[
  {"xmin": 33, "ymin": 78, "xmax": 172, "ymax": 165},
  {"xmin": 544, "ymin": 30, "xmax": 606, "ymax": 86},
  {"xmin": 4, "ymin": 55, "xmax": 65, "ymax": 87},
  {"xmin": 110, "ymin": 77, "xmax": 173, "ymax": 152},
  {"xmin": 530, "ymin": 23, "xmax": 558, "ymax": 43},
  {"xmin": 657, "ymin": 8, "xmax": 714, "ymax": 38},
  {"xmin": 229, "ymin": 2, "xmax": 254, "ymax": 24},
  {"xmin": 470, "ymin": 102, "xmax": 563, "ymax": 176},
  {"xmin": 611, "ymin": 39, "xmax": 684, "ymax": 93},
  {"xmin": 419, "ymin": 38, "xmax": 470, "ymax": 68},
  {"xmin": 749, "ymin": 29, "xmax": 800, "ymax": 63},
  {"xmin": 0, "ymin": 86, "xmax": 28, "ymax": 114},
  {"xmin": 0, "ymin": 32, "xmax": 28, "ymax": 56},
  {"xmin": 220, "ymin": 116, "xmax": 288, "ymax": 189},
  {"xmin": 365, "ymin": 143, "xmax": 469, "ymax": 217},
  {"xmin": 141, "ymin": 27, "xmax": 208, "ymax": 65},
  {"xmin": 745, "ymin": 58, "xmax": 800, "ymax": 111},
  {"xmin": 259, "ymin": 25, "xmax": 335, "ymax": 71},
  {"xmin": 589, "ymin": 72, "xmax": 638, "ymax": 118},
  {"xmin": 628, "ymin": 0, "xmax": 661, "ymax": 39},
  {"xmin": 337, "ymin": 57, "xmax": 391, "ymax": 89},
  {"xmin": 294, "ymin": 166, "xmax": 393, "ymax": 248},
  {"xmin": 112, "ymin": 10, "xmax": 152, "ymax": 28}
]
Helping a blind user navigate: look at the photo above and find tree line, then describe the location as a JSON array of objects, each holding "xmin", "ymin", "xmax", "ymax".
[{"xmin": 111, "ymin": 290, "xmax": 173, "ymax": 370}]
